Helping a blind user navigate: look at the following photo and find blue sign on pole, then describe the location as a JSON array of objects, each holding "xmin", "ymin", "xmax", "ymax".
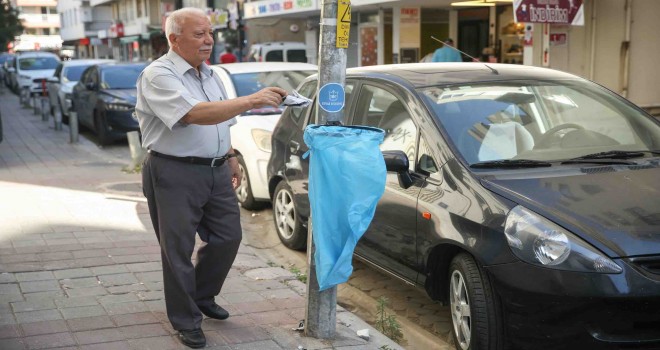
[{"xmin": 318, "ymin": 83, "xmax": 345, "ymax": 113}]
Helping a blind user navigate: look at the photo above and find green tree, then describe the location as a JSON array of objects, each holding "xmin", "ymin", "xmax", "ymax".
[{"xmin": 0, "ymin": 0, "xmax": 23, "ymax": 52}]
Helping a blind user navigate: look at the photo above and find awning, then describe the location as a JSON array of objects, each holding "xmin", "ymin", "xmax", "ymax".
[{"xmin": 119, "ymin": 35, "xmax": 140, "ymax": 44}]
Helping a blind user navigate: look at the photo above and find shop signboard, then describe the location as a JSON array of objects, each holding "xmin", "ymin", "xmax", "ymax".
[
  {"xmin": 244, "ymin": 0, "xmax": 318, "ymax": 19},
  {"xmin": 513, "ymin": 0, "xmax": 584, "ymax": 26}
]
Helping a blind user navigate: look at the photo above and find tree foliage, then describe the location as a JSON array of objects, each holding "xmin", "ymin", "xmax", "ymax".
[{"xmin": 0, "ymin": 0, "xmax": 23, "ymax": 52}]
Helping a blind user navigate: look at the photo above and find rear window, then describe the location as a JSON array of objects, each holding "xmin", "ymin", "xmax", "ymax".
[
  {"xmin": 19, "ymin": 56, "xmax": 59, "ymax": 70},
  {"xmin": 63, "ymin": 65, "xmax": 90, "ymax": 82},
  {"xmin": 265, "ymin": 50, "xmax": 283, "ymax": 62},
  {"xmin": 287, "ymin": 50, "xmax": 307, "ymax": 63},
  {"xmin": 100, "ymin": 65, "xmax": 146, "ymax": 89}
]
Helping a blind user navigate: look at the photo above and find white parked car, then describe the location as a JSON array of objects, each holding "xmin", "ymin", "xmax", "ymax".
[
  {"xmin": 210, "ymin": 62, "xmax": 317, "ymax": 209},
  {"xmin": 46, "ymin": 59, "xmax": 115, "ymax": 121},
  {"xmin": 247, "ymin": 42, "xmax": 308, "ymax": 63},
  {"xmin": 14, "ymin": 51, "xmax": 60, "ymax": 95}
]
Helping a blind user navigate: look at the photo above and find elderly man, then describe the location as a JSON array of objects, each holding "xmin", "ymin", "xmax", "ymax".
[{"xmin": 135, "ymin": 7, "xmax": 286, "ymax": 348}]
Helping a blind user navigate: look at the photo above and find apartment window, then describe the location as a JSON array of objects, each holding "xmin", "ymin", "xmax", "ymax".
[
  {"xmin": 41, "ymin": 7, "xmax": 47, "ymax": 14},
  {"xmin": 44, "ymin": 28, "xmax": 50, "ymax": 35}
]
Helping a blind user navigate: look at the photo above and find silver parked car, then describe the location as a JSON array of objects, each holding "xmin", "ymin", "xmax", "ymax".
[{"xmin": 46, "ymin": 59, "xmax": 115, "ymax": 122}]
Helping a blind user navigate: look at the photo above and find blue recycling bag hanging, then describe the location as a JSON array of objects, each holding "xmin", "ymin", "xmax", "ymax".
[{"xmin": 303, "ymin": 124, "xmax": 387, "ymax": 291}]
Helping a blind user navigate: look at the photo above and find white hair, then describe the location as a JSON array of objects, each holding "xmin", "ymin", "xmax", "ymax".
[{"xmin": 165, "ymin": 7, "xmax": 207, "ymax": 46}]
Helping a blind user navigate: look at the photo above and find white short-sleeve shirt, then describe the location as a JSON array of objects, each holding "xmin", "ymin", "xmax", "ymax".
[{"xmin": 135, "ymin": 50, "xmax": 236, "ymax": 158}]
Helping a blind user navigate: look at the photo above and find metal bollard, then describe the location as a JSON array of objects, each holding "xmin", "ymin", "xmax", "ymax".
[
  {"xmin": 32, "ymin": 94, "xmax": 38, "ymax": 115},
  {"xmin": 126, "ymin": 131, "xmax": 146, "ymax": 171},
  {"xmin": 40, "ymin": 97, "xmax": 49, "ymax": 122},
  {"xmin": 21, "ymin": 88, "xmax": 30, "ymax": 107},
  {"xmin": 54, "ymin": 108, "xmax": 63, "ymax": 131},
  {"xmin": 69, "ymin": 111, "xmax": 79, "ymax": 143}
]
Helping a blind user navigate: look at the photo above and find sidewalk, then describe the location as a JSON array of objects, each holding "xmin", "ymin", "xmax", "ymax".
[{"xmin": 0, "ymin": 88, "xmax": 404, "ymax": 350}]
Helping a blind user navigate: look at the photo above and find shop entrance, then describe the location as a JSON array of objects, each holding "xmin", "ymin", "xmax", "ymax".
[{"xmin": 457, "ymin": 8, "xmax": 489, "ymax": 62}]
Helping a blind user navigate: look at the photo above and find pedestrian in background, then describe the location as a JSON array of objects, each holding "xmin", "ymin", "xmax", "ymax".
[
  {"xmin": 219, "ymin": 45, "xmax": 237, "ymax": 64},
  {"xmin": 134, "ymin": 7, "xmax": 287, "ymax": 349},
  {"xmin": 432, "ymin": 38, "xmax": 463, "ymax": 62}
]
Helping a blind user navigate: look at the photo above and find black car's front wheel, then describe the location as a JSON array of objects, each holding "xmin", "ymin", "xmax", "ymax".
[
  {"xmin": 272, "ymin": 180, "xmax": 306, "ymax": 250},
  {"xmin": 449, "ymin": 253, "xmax": 503, "ymax": 350},
  {"xmin": 94, "ymin": 109, "xmax": 112, "ymax": 146}
]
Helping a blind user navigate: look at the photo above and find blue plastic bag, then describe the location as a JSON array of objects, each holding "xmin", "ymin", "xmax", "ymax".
[{"xmin": 303, "ymin": 125, "xmax": 387, "ymax": 291}]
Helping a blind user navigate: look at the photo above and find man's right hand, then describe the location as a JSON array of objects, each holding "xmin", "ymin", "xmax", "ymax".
[{"xmin": 246, "ymin": 87, "xmax": 288, "ymax": 109}]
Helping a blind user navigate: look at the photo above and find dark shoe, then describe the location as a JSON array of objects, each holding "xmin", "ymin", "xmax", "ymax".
[
  {"xmin": 198, "ymin": 303, "xmax": 229, "ymax": 320},
  {"xmin": 178, "ymin": 328, "xmax": 206, "ymax": 348}
]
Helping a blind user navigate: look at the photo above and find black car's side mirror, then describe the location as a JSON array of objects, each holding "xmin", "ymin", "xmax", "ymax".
[
  {"xmin": 382, "ymin": 150, "xmax": 413, "ymax": 189},
  {"xmin": 85, "ymin": 82, "xmax": 97, "ymax": 90}
]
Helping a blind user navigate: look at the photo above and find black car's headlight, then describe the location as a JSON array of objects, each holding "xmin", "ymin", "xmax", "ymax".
[
  {"xmin": 504, "ymin": 206, "xmax": 622, "ymax": 273},
  {"xmin": 107, "ymin": 103, "xmax": 133, "ymax": 111}
]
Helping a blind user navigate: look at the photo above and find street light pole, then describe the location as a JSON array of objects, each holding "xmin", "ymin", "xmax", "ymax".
[{"xmin": 304, "ymin": 0, "xmax": 351, "ymax": 339}]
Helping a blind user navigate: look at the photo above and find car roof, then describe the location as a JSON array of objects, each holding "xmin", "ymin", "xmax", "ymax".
[
  {"xmin": 61, "ymin": 59, "xmax": 115, "ymax": 67},
  {"xmin": 251, "ymin": 42, "xmax": 306, "ymax": 47},
  {"xmin": 211, "ymin": 62, "xmax": 317, "ymax": 74},
  {"xmin": 344, "ymin": 63, "xmax": 583, "ymax": 87},
  {"xmin": 97, "ymin": 62, "xmax": 148, "ymax": 69},
  {"xmin": 16, "ymin": 51, "xmax": 60, "ymax": 59}
]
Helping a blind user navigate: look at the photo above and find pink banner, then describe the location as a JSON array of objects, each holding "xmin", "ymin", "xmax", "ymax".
[{"xmin": 513, "ymin": 0, "xmax": 584, "ymax": 26}]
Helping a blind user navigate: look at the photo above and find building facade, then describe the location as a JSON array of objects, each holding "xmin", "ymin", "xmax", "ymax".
[{"xmin": 11, "ymin": 0, "xmax": 62, "ymax": 52}]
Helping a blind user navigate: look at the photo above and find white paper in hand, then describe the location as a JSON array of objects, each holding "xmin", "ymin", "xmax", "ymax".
[{"xmin": 282, "ymin": 89, "xmax": 312, "ymax": 107}]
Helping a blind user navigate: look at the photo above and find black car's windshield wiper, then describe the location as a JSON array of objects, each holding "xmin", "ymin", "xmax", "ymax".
[
  {"xmin": 561, "ymin": 150, "xmax": 660, "ymax": 165},
  {"xmin": 470, "ymin": 159, "xmax": 552, "ymax": 169}
]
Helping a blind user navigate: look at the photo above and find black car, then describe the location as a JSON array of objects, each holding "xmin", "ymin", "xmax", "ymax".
[
  {"xmin": 267, "ymin": 63, "xmax": 660, "ymax": 349},
  {"xmin": 72, "ymin": 62, "xmax": 146, "ymax": 145}
]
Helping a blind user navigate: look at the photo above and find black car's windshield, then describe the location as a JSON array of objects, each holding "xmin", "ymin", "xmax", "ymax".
[
  {"xmin": 230, "ymin": 70, "xmax": 315, "ymax": 115},
  {"xmin": 63, "ymin": 65, "xmax": 91, "ymax": 82},
  {"xmin": 419, "ymin": 80, "xmax": 660, "ymax": 166},
  {"xmin": 100, "ymin": 65, "xmax": 146, "ymax": 89},
  {"xmin": 18, "ymin": 56, "xmax": 59, "ymax": 70}
]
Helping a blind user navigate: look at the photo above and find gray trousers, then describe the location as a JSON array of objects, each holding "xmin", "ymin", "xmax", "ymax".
[{"xmin": 142, "ymin": 154, "xmax": 242, "ymax": 331}]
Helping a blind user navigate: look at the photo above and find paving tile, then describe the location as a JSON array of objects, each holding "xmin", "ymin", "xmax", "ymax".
[
  {"xmin": 125, "ymin": 262, "xmax": 161, "ymax": 273},
  {"xmin": 98, "ymin": 273, "xmax": 139, "ymax": 286},
  {"xmin": 0, "ymin": 273, "xmax": 17, "ymax": 284},
  {"xmin": 232, "ymin": 340, "xmax": 283, "ymax": 350},
  {"xmin": 0, "ymin": 284, "xmax": 21, "ymax": 295},
  {"xmin": 247, "ymin": 310, "xmax": 298, "ymax": 326},
  {"xmin": 104, "ymin": 301, "xmax": 148, "ymax": 315},
  {"xmin": 202, "ymin": 315, "xmax": 255, "ymax": 331},
  {"xmin": 37, "ymin": 251, "xmax": 74, "ymax": 261},
  {"xmin": 136, "ymin": 290, "xmax": 163, "ymax": 301},
  {"xmin": 79, "ymin": 340, "xmax": 131, "ymax": 350},
  {"xmin": 134, "ymin": 271, "xmax": 162, "ymax": 283},
  {"xmin": 14, "ymin": 272, "xmax": 54, "ymax": 282},
  {"xmin": 53, "ymin": 268, "xmax": 93, "ymax": 280},
  {"xmin": 111, "ymin": 312, "xmax": 158, "ymax": 327},
  {"xmin": 118, "ymin": 323, "xmax": 168, "ymax": 339},
  {"xmin": 60, "ymin": 305, "xmax": 107, "ymax": 319},
  {"xmin": 54, "ymin": 296, "xmax": 98, "ymax": 309},
  {"xmin": 0, "ymin": 324, "xmax": 21, "ymax": 339},
  {"xmin": 0, "ymin": 254, "xmax": 40, "ymax": 264},
  {"xmin": 24, "ymin": 332, "xmax": 76, "ymax": 349},
  {"xmin": 75, "ymin": 328, "xmax": 125, "ymax": 345},
  {"xmin": 127, "ymin": 335, "xmax": 181, "ymax": 350},
  {"xmin": 111, "ymin": 254, "xmax": 161, "ymax": 264},
  {"xmin": 15, "ymin": 309, "xmax": 62, "ymax": 324},
  {"xmin": 72, "ymin": 249, "xmax": 109, "ymax": 259},
  {"xmin": 233, "ymin": 300, "xmax": 277, "ymax": 314},
  {"xmin": 18, "ymin": 280, "xmax": 61, "ymax": 293},
  {"xmin": 60, "ymin": 277, "xmax": 99, "ymax": 289},
  {"xmin": 90, "ymin": 265, "xmax": 128, "ymax": 276},
  {"xmin": 258, "ymin": 288, "xmax": 301, "ymax": 300},
  {"xmin": 64, "ymin": 286, "xmax": 107, "ymax": 298},
  {"xmin": 74, "ymin": 257, "xmax": 115, "ymax": 267},
  {"xmin": 0, "ymin": 337, "xmax": 25, "ymax": 350},
  {"xmin": 222, "ymin": 291, "xmax": 265, "ymax": 304},
  {"xmin": 20, "ymin": 319, "xmax": 68, "ymax": 336},
  {"xmin": 107, "ymin": 284, "xmax": 147, "ymax": 294},
  {"xmin": 219, "ymin": 326, "xmax": 270, "ymax": 344},
  {"xmin": 0, "ymin": 294, "xmax": 24, "ymax": 304},
  {"xmin": 66, "ymin": 315, "xmax": 115, "ymax": 332},
  {"xmin": 11, "ymin": 298, "xmax": 55, "ymax": 312},
  {"xmin": 203, "ymin": 330, "xmax": 228, "ymax": 347},
  {"xmin": 23, "ymin": 290, "xmax": 65, "ymax": 301}
]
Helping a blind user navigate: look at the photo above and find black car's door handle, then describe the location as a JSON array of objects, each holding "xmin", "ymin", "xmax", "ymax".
[{"xmin": 289, "ymin": 140, "xmax": 300, "ymax": 153}]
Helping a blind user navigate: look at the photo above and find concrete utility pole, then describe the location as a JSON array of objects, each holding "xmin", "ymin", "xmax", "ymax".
[{"xmin": 305, "ymin": 0, "xmax": 351, "ymax": 339}]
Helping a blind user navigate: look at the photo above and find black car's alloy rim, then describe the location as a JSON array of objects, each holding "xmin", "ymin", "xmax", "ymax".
[
  {"xmin": 450, "ymin": 270, "xmax": 471, "ymax": 350},
  {"xmin": 275, "ymin": 188, "xmax": 296, "ymax": 240}
]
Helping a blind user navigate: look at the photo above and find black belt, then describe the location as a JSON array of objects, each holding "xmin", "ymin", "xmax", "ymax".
[{"xmin": 149, "ymin": 150, "xmax": 236, "ymax": 167}]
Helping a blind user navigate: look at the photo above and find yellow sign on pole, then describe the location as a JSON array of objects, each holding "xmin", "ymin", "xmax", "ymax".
[{"xmin": 336, "ymin": 0, "xmax": 351, "ymax": 48}]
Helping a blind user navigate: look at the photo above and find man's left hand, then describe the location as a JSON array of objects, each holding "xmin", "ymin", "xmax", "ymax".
[{"xmin": 229, "ymin": 157, "xmax": 241, "ymax": 189}]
